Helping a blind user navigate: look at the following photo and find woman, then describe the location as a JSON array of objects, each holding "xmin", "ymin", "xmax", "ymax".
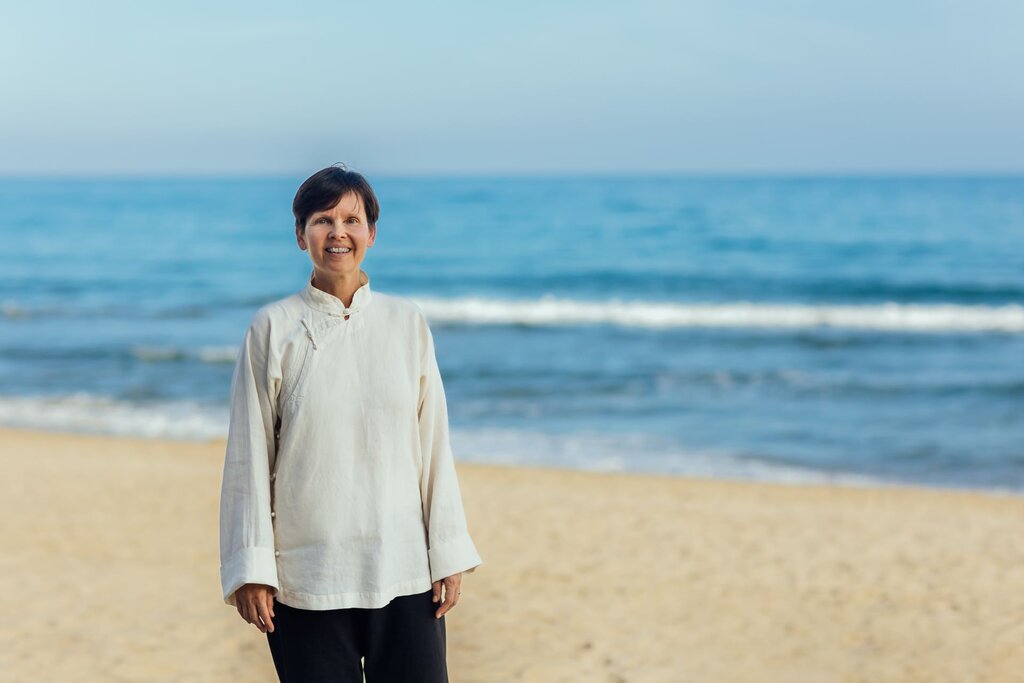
[{"xmin": 219, "ymin": 165, "xmax": 482, "ymax": 683}]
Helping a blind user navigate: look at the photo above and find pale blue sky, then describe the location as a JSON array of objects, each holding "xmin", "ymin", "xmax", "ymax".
[{"xmin": 2, "ymin": 0, "xmax": 1022, "ymax": 175}]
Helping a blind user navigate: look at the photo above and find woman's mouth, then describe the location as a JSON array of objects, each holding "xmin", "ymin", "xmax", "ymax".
[{"xmin": 325, "ymin": 247, "xmax": 352, "ymax": 255}]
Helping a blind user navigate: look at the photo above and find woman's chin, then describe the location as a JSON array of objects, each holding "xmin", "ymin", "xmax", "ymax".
[{"xmin": 314, "ymin": 261, "xmax": 360, "ymax": 276}]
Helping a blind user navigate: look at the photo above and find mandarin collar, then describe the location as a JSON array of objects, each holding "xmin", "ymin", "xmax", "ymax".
[{"xmin": 300, "ymin": 269, "xmax": 373, "ymax": 317}]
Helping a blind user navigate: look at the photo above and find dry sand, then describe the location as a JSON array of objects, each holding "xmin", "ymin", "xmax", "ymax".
[{"xmin": 0, "ymin": 427, "xmax": 1021, "ymax": 682}]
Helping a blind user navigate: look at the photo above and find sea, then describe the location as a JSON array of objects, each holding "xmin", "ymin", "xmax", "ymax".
[{"xmin": 1, "ymin": 175, "xmax": 1022, "ymax": 495}]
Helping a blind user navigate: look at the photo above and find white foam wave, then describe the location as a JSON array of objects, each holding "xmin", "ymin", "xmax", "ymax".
[
  {"xmin": 7, "ymin": 294, "xmax": 1024, "ymax": 332},
  {"xmin": 0, "ymin": 397, "xmax": 886, "ymax": 487},
  {"xmin": 449, "ymin": 428, "xmax": 1024, "ymax": 496},
  {"xmin": 449, "ymin": 428, "xmax": 883, "ymax": 485},
  {"xmin": 411, "ymin": 296, "xmax": 1024, "ymax": 332},
  {"xmin": 0, "ymin": 393, "xmax": 228, "ymax": 441},
  {"xmin": 0, "ymin": 396, "xmax": 1018, "ymax": 495}
]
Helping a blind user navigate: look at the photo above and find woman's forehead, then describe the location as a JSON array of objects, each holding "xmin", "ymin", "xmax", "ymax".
[{"xmin": 317, "ymin": 192, "xmax": 365, "ymax": 217}]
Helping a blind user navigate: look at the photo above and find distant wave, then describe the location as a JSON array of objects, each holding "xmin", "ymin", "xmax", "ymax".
[
  {"xmin": 649, "ymin": 369, "xmax": 1024, "ymax": 397},
  {"xmin": 1, "ymin": 301, "xmax": 31, "ymax": 317},
  {"xmin": 398, "ymin": 272, "xmax": 1024, "ymax": 305},
  {"xmin": 0, "ymin": 345, "xmax": 240, "ymax": 365},
  {"xmin": 131, "ymin": 345, "xmax": 239, "ymax": 363},
  {"xmin": 6, "ymin": 294, "xmax": 1024, "ymax": 332},
  {"xmin": 413, "ymin": 296, "xmax": 1024, "ymax": 332}
]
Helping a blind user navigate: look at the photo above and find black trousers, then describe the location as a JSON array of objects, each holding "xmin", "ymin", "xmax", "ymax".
[{"xmin": 266, "ymin": 589, "xmax": 448, "ymax": 683}]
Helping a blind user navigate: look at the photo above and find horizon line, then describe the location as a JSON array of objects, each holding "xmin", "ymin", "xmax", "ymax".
[{"xmin": 1, "ymin": 169, "xmax": 1023, "ymax": 181}]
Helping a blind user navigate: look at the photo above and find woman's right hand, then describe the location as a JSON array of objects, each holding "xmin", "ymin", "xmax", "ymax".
[{"xmin": 234, "ymin": 583, "xmax": 276, "ymax": 633}]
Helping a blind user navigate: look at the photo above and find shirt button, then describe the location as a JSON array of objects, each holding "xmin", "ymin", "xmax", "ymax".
[
  {"xmin": 275, "ymin": 550, "xmax": 280, "ymax": 557},
  {"xmin": 271, "ymin": 511, "xmax": 276, "ymax": 518},
  {"xmin": 270, "ymin": 473, "xmax": 276, "ymax": 480}
]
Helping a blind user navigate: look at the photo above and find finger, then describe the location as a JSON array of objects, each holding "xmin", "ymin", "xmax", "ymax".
[
  {"xmin": 248, "ymin": 598, "xmax": 266, "ymax": 633},
  {"xmin": 257, "ymin": 596, "xmax": 275, "ymax": 633},
  {"xmin": 263, "ymin": 593, "xmax": 276, "ymax": 632},
  {"xmin": 435, "ymin": 584, "xmax": 454, "ymax": 619},
  {"xmin": 432, "ymin": 581, "xmax": 441, "ymax": 603},
  {"xmin": 434, "ymin": 582, "xmax": 445, "ymax": 618},
  {"xmin": 243, "ymin": 600, "xmax": 257, "ymax": 631}
]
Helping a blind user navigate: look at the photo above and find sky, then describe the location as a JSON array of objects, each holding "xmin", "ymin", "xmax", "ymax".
[{"xmin": 2, "ymin": 0, "xmax": 1022, "ymax": 175}]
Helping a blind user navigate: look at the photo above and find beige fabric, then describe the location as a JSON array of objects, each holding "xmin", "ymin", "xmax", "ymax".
[{"xmin": 219, "ymin": 269, "xmax": 481, "ymax": 610}]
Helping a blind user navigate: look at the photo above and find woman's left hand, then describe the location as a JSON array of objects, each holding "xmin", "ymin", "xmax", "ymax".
[{"xmin": 431, "ymin": 573, "xmax": 462, "ymax": 619}]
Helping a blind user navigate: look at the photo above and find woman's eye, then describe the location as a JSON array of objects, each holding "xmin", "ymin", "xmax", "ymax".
[{"xmin": 317, "ymin": 217, "xmax": 329, "ymax": 223}]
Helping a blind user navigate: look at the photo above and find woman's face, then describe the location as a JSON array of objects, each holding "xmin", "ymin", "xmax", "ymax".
[{"xmin": 296, "ymin": 191, "xmax": 376, "ymax": 280}]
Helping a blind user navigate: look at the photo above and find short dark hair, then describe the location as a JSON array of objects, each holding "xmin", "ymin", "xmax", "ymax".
[{"xmin": 292, "ymin": 164, "xmax": 380, "ymax": 230}]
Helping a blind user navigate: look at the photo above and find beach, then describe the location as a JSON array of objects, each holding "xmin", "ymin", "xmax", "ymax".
[{"xmin": 0, "ymin": 427, "xmax": 1021, "ymax": 682}]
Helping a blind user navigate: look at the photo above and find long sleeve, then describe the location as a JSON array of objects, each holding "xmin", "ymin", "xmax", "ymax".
[
  {"xmin": 417, "ymin": 316, "xmax": 483, "ymax": 584},
  {"xmin": 219, "ymin": 310, "xmax": 280, "ymax": 607}
]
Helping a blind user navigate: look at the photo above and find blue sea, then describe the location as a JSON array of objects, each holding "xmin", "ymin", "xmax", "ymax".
[{"xmin": 2, "ymin": 176, "xmax": 1023, "ymax": 495}]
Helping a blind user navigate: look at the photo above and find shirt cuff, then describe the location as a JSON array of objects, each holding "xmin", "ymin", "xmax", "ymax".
[
  {"xmin": 220, "ymin": 546, "xmax": 280, "ymax": 606},
  {"xmin": 427, "ymin": 533, "xmax": 483, "ymax": 583}
]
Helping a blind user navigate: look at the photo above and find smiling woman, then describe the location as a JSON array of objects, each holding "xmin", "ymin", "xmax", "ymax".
[
  {"xmin": 293, "ymin": 167, "xmax": 379, "ymax": 295},
  {"xmin": 219, "ymin": 164, "xmax": 482, "ymax": 683}
]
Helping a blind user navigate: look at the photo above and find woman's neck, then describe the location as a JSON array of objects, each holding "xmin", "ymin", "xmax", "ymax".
[{"xmin": 311, "ymin": 269, "xmax": 366, "ymax": 308}]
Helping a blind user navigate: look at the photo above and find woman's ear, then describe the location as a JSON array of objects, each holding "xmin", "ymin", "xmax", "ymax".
[{"xmin": 295, "ymin": 226, "xmax": 307, "ymax": 250}]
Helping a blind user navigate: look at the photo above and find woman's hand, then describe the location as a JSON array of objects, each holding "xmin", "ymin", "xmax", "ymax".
[
  {"xmin": 431, "ymin": 573, "xmax": 462, "ymax": 619},
  {"xmin": 235, "ymin": 583, "xmax": 276, "ymax": 633}
]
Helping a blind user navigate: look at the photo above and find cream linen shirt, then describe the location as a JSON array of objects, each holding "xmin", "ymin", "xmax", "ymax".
[{"xmin": 219, "ymin": 269, "xmax": 482, "ymax": 610}]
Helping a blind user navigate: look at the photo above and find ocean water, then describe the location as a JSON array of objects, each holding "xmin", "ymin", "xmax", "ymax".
[{"xmin": 1, "ymin": 175, "xmax": 1023, "ymax": 495}]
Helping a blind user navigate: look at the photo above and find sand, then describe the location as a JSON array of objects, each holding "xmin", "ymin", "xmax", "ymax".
[{"xmin": 0, "ymin": 427, "xmax": 1021, "ymax": 683}]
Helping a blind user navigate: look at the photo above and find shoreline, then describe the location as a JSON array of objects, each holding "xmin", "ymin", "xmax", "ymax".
[
  {"xmin": 0, "ymin": 424, "xmax": 1020, "ymax": 502},
  {"xmin": 2, "ymin": 426, "xmax": 1023, "ymax": 682}
]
